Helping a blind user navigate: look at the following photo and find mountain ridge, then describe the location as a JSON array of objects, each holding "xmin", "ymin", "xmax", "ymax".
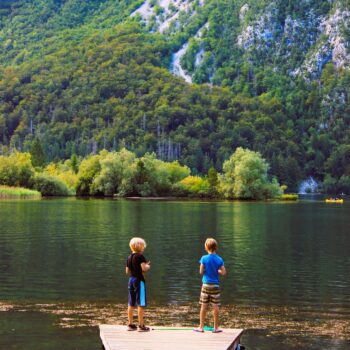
[{"xmin": 0, "ymin": 0, "xmax": 350, "ymax": 192}]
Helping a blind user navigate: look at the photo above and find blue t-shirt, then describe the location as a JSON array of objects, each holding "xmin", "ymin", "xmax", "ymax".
[{"xmin": 199, "ymin": 253, "xmax": 224, "ymax": 285}]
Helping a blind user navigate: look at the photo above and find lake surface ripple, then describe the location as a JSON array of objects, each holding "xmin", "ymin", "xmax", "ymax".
[{"xmin": 0, "ymin": 198, "xmax": 349, "ymax": 349}]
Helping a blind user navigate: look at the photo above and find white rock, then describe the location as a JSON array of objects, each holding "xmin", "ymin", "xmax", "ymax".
[
  {"xmin": 170, "ymin": 42, "xmax": 192, "ymax": 83},
  {"xmin": 239, "ymin": 4, "xmax": 249, "ymax": 23},
  {"xmin": 320, "ymin": 8, "xmax": 350, "ymax": 68}
]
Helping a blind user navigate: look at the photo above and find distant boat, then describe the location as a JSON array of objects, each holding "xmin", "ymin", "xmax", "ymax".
[{"xmin": 325, "ymin": 198, "xmax": 344, "ymax": 203}]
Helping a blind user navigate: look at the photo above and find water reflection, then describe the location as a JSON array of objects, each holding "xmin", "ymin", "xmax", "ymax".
[{"xmin": 0, "ymin": 198, "xmax": 350, "ymax": 349}]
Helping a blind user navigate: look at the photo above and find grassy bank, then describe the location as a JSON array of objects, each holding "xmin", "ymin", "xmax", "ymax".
[
  {"xmin": 275, "ymin": 194, "xmax": 299, "ymax": 201},
  {"xmin": 0, "ymin": 186, "xmax": 41, "ymax": 199}
]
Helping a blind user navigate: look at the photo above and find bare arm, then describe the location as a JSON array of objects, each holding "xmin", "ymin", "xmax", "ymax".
[
  {"xmin": 218, "ymin": 265, "xmax": 226, "ymax": 276},
  {"xmin": 126, "ymin": 267, "xmax": 130, "ymax": 275},
  {"xmin": 199, "ymin": 263, "xmax": 204, "ymax": 275},
  {"xmin": 141, "ymin": 261, "xmax": 151, "ymax": 272}
]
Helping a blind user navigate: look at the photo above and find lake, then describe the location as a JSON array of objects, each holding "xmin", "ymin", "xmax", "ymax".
[{"xmin": 0, "ymin": 198, "xmax": 349, "ymax": 349}]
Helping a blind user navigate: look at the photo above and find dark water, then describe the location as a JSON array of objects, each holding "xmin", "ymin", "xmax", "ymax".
[{"xmin": 0, "ymin": 198, "xmax": 349, "ymax": 349}]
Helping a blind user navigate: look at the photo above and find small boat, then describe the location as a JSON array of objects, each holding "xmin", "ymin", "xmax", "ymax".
[{"xmin": 325, "ymin": 198, "xmax": 344, "ymax": 203}]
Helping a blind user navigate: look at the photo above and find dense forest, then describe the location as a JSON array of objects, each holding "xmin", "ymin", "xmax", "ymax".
[
  {"xmin": 0, "ymin": 148, "xmax": 282, "ymax": 199},
  {"xmin": 0, "ymin": 0, "xmax": 350, "ymax": 193}
]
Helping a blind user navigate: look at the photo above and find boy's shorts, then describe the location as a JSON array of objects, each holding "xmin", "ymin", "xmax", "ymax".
[
  {"xmin": 199, "ymin": 284, "xmax": 221, "ymax": 305},
  {"xmin": 128, "ymin": 277, "xmax": 147, "ymax": 307}
]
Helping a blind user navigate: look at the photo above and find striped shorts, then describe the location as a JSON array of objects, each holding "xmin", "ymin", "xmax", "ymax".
[{"xmin": 199, "ymin": 284, "xmax": 221, "ymax": 305}]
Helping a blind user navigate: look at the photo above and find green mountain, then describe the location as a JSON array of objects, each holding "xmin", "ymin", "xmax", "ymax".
[{"xmin": 0, "ymin": 0, "xmax": 350, "ymax": 192}]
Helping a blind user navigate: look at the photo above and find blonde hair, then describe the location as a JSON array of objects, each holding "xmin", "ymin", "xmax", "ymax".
[
  {"xmin": 205, "ymin": 238, "xmax": 218, "ymax": 252},
  {"xmin": 129, "ymin": 237, "xmax": 146, "ymax": 253}
]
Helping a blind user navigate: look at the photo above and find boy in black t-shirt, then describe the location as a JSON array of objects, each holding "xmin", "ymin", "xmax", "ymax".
[{"xmin": 126, "ymin": 237, "xmax": 151, "ymax": 332}]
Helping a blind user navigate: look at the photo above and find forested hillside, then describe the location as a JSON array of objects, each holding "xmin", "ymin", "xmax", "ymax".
[{"xmin": 0, "ymin": 0, "xmax": 350, "ymax": 192}]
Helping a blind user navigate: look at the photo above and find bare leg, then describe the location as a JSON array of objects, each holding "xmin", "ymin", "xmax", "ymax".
[
  {"xmin": 213, "ymin": 304, "xmax": 219, "ymax": 330},
  {"xmin": 138, "ymin": 306, "xmax": 144, "ymax": 325},
  {"xmin": 199, "ymin": 303, "xmax": 208, "ymax": 329},
  {"xmin": 128, "ymin": 306, "xmax": 134, "ymax": 325}
]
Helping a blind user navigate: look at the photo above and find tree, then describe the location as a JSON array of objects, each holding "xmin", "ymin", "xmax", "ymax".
[
  {"xmin": 207, "ymin": 167, "xmax": 218, "ymax": 197},
  {"xmin": 219, "ymin": 147, "xmax": 281, "ymax": 199},
  {"xmin": 325, "ymin": 145, "xmax": 350, "ymax": 179},
  {"xmin": 69, "ymin": 154, "xmax": 79, "ymax": 174},
  {"xmin": 91, "ymin": 148, "xmax": 136, "ymax": 196},
  {"xmin": 0, "ymin": 152, "xmax": 34, "ymax": 188},
  {"xmin": 76, "ymin": 153, "xmax": 104, "ymax": 196},
  {"xmin": 30, "ymin": 138, "xmax": 46, "ymax": 168}
]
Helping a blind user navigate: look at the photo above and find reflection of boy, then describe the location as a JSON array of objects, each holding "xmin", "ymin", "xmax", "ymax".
[
  {"xmin": 195, "ymin": 238, "xmax": 226, "ymax": 333},
  {"xmin": 126, "ymin": 237, "xmax": 151, "ymax": 332}
]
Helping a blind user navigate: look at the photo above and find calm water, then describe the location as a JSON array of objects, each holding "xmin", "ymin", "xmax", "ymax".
[{"xmin": 0, "ymin": 198, "xmax": 349, "ymax": 349}]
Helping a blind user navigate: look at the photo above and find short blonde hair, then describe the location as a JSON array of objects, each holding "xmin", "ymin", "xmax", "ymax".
[
  {"xmin": 205, "ymin": 238, "xmax": 218, "ymax": 252},
  {"xmin": 129, "ymin": 237, "xmax": 146, "ymax": 253}
]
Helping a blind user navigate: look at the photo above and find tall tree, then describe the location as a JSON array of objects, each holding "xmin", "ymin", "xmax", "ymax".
[{"xmin": 30, "ymin": 139, "xmax": 46, "ymax": 168}]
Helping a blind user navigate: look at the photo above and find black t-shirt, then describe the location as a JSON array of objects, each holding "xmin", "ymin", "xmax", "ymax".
[{"xmin": 126, "ymin": 253, "xmax": 146, "ymax": 282}]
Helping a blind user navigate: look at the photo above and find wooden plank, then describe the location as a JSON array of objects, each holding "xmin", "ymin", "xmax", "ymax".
[{"xmin": 99, "ymin": 325, "xmax": 244, "ymax": 350}]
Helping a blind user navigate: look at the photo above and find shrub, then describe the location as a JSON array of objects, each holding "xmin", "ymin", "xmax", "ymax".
[
  {"xmin": 132, "ymin": 156, "xmax": 190, "ymax": 197},
  {"xmin": 175, "ymin": 176, "xmax": 210, "ymax": 197},
  {"xmin": 44, "ymin": 162, "xmax": 78, "ymax": 192},
  {"xmin": 277, "ymin": 194, "xmax": 299, "ymax": 200},
  {"xmin": 33, "ymin": 174, "xmax": 72, "ymax": 196},
  {"xmin": 0, "ymin": 152, "xmax": 34, "ymax": 188},
  {"xmin": 76, "ymin": 153, "xmax": 104, "ymax": 196}
]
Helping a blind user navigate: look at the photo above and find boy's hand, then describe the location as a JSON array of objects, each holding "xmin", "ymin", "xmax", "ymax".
[
  {"xmin": 218, "ymin": 266, "xmax": 226, "ymax": 276},
  {"xmin": 141, "ymin": 261, "xmax": 151, "ymax": 272}
]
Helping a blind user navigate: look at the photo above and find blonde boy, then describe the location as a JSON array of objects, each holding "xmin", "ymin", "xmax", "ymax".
[
  {"xmin": 195, "ymin": 238, "xmax": 226, "ymax": 333},
  {"xmin": 126, "ymin": 237, "xmax": 151, "ymax": 332}
]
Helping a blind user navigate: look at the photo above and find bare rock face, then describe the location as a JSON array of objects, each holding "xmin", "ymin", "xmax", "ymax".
[
  {"xmin": 321, "ymin": 7, "xmax": 350, "ymax": 69},
  {"xmin": 237, "ymin": 3, "xmax": 281, "ymax": 51},
  {"xmin": 131, "ymin": 0, "xmax": 350, "ymax": 82},
  {"xmin": 294, "ymin": 6, "xmax": 350, "ymax": 77},
  {"xmin": 131, "ymin": 0, "xmax": 201, "ymax": 34}
]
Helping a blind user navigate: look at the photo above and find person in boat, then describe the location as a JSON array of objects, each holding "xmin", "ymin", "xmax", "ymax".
[
  {"xmin": 125, "ymin": 237, "xmax": 151, "ymax": 332},
  {"xmin": 194, "ymin": 238, "xmax": 226, "ymax": 333}
]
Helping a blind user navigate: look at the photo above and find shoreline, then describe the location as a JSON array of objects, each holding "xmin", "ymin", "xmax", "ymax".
[
  {"xmin": 0, "ymin": 186, "xmax": 41, "ymax": 199},
  {"xmin": 1, "ymin": 301, "xmax": 349, "ymax": 341}
]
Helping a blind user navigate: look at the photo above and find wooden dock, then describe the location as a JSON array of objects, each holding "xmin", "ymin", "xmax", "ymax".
[{"xmin": 99, "ymin": 325, "xmax": 244, "ymax": 350}]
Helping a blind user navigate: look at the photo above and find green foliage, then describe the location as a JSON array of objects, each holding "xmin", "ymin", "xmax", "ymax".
[
  {"xmin": 43, "ymin": 161, "xmax": 78, "ymax": 192},
  {"xmin": 76, "ymin": 153, "xmax": 103, "ymax": 196},
  {"xmin": 219, "ymin": 147, "xmax": 282, "ymax": 199},
  {"xmin": 276, "ymin": 194, "xmax": 299, "ymax": 201},
  {"xmin": 207, "ymin": 167, "xmax": 219, "ymax": 197},
  {"xmin": 0, "ymin": 0, "xmax": 349, "ymax": 191},
  {"xmin": 32, "ymin": 173, "xmax": 73, "ymax": 196},
  {"xmin": 338, "ymin": 175, "xmax": 350, "ymax": 195},
  {"xmin": 68, "ymin": 154, "xmax": 79, "ymax": 174},
  {"xmin": 325, "ymin": 145, "xmax": 350, "ymax": 179},
  {"xmin": 29, "ymin": 138, "xmax": 46, "ymax": 168},
  {"xmin": 322, "ymin": 174, "xmax": 350, "ymax": 195},
  {"xmin": 322, "ymin": 174, "xmax": 338, "ymax": 195},
  {"xmin": 174, "ymin": 175, "xmax": 211, "ymax": 198},
  {"xmin": 0, "ymin": 152, "xmax": 34, "ymax": 188},
  {"xmin": 0, "ymin": 185, "xmax": 41, "ymax": 199},
  {"xmin": 89, "ymin": 150, "xmax": 190, "ymax": 197},
  {"xmin": 91, "ymin": 148, "xmax": 137, "ymax": 196},
  {"xmin": 133, "ymin": 155, "xmax": 190, "ymax": 196}
]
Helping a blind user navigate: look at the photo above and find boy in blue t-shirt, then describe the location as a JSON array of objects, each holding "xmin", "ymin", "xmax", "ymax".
[{"xmin": 194, "ymin": 238, "xmax": 226, "ymax": 333}]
